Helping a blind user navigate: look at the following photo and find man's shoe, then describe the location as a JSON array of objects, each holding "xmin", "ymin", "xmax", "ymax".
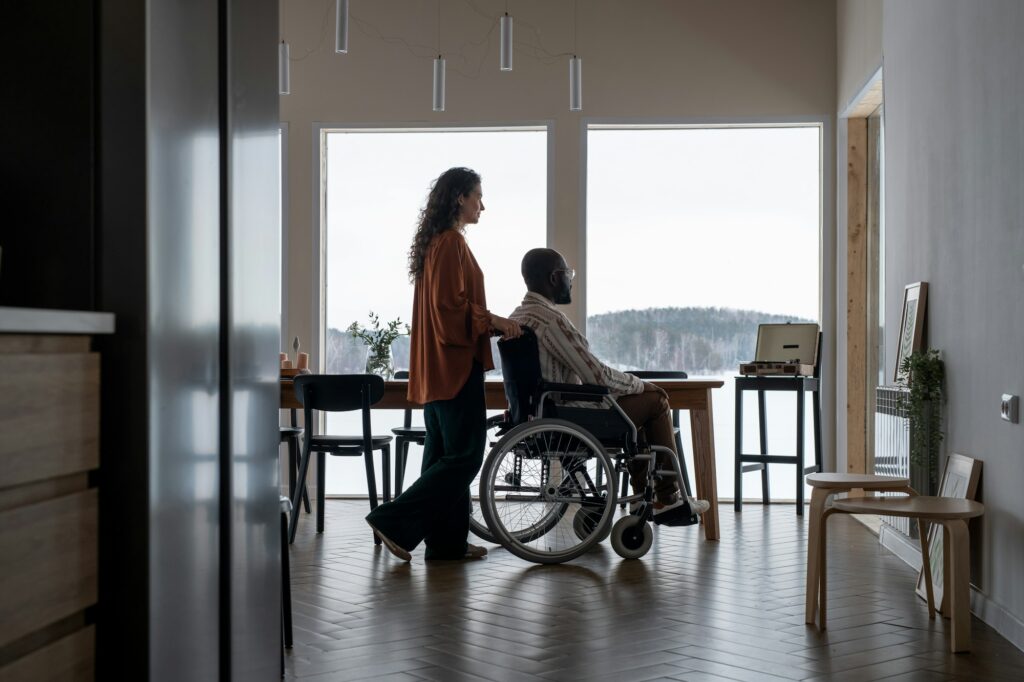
[
  {"xmin": 366, "ymin": 520, "xmax": 411, "ymax": 561},
  {"xmin": 653, "ymin": 496, "xmax": 709, "ymax": 527},
  {"xmin": 464, "ymin": 544, "xmax": 488, "ymax": 559}
]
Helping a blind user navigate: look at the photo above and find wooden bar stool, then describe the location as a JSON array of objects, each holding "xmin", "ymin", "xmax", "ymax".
[
  {"xmin": 830, "ymin": 496, "xmax": 984, "ymax": 653},
  {"xmin": 804, "ymin": 473, "xmax": 930, "ymax": 627}
]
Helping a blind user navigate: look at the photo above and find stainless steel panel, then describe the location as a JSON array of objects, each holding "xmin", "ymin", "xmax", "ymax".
[
  {"xmin": 226, "ymin": 0, "xmax": 282, "ymax": 678},
  {"xmin": 147, "ymin": 0, "xmax": 221, "ymax": 678}
]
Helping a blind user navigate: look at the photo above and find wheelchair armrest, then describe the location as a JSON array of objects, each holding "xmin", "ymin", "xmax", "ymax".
[{"xmin": 539, "ymin": 381, "xmax": 610, "ymax": 401}]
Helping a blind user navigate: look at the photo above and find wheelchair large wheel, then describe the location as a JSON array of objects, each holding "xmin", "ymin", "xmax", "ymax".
[{"xmin": 479, "ymin": 419, "xmax": 617, "ymax": 564}]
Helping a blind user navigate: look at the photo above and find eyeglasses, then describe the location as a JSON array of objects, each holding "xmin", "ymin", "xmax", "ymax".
[{"xmin": 553, "ymin": 268, "xmax": 576, "ymax": 281}]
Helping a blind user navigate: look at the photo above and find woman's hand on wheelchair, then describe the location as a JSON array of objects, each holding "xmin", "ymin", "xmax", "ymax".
[{"xmin": 490, "ymin": 314, "xmax": 523, "ymax": 339}]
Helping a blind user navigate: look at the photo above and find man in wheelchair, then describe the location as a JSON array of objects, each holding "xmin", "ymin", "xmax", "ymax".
[{"xmin": 507, "ymin": 248, "xmax": 710, "ymax": 527}]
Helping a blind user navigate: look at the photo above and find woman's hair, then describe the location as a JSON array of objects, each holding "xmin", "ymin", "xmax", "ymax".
[{"xmin": 408, "ymin": 167, "xmax": 481, "ymax": 281}]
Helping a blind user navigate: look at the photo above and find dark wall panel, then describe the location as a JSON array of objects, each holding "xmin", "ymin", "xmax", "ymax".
[{"xmin": 0, "ymin": 1, "xmax": 95, "ymax": 310}]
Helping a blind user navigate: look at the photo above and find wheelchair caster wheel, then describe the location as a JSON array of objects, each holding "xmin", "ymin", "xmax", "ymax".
[{"xmin": 610, "ymin": 515, "xmax": 653, "ymax": 559}]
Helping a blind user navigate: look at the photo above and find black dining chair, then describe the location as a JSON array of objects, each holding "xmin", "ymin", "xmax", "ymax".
[
  {"xmin": 289, "ymin": 374, "xmax": 394, "ymax": 544},
  {"xmin": 627, "ymin": 370, "xmax": 694, "ymax": 499},
  {"xmin": 391, "ymin": 370, "xmax": 426, "ymax": 496}
]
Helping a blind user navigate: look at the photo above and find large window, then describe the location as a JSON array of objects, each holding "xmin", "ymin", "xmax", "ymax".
[
  {"xmin": 586, "ymin": 125, "xmax": 822, "ymax": 501},
  {"xmin": 321, "ymin": 127, "xmax": 547, "ymax": 495}
]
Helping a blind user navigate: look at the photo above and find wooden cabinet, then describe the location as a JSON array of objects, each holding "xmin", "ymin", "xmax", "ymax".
[{"xmin": 0, "ymin": 310, "xmax": 112, "ymax": 680}]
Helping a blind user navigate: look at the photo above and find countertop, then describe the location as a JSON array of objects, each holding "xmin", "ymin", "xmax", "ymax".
[{"xmin": 0, "ymin": 307, "xmax": 115, "ymax": 335}]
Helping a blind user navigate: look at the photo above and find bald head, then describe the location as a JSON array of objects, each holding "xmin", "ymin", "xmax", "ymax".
[
  {"xmin": 521, "ymin": 248, "xmax": 573, "ymax": 305},
  {"xmin": 521, "ymin": 248, "xmax": 563, "ymax": 291}
]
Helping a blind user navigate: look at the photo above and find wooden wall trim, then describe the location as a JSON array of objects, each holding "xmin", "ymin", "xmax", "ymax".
[{"xmin": 846, "ymin": 118, "xmax": 869, "ymax": 473}]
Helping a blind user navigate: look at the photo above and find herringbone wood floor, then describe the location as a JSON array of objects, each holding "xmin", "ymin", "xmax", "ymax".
[{"xmin": 285, "ymin": 501, "xmax": 1023, "ymax": 681}]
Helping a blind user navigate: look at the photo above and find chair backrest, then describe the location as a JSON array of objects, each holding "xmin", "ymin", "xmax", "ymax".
[
  {"xmin": 292, "ymin": 374, "xmax": 385, "ymax": 413},
  {"xmin": 628, "ymin": 370, "xmax": 688, "ymax": 379},
  {"xmin": 497, "ymin": 326, "xmax": 542, "ymax": 425}
]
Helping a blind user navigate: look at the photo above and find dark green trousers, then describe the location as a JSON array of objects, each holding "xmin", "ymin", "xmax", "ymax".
[{"xmin": 366, "ymin": 362, "xmax": 485, "ymax": 559}]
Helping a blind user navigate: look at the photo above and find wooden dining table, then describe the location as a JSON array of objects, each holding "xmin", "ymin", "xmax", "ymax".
[{"xmin": 281, "ymin": 378, "xmax": 725, "ymax": 540}]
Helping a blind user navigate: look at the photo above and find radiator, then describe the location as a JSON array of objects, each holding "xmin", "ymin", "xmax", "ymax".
[{"xmin": 873, "ymin": 386, "xmax": 914, "ymax": 537}]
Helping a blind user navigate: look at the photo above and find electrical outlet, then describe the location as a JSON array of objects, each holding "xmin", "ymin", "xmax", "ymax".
[{"xmin": 1000, "ymin": 394, "xmax": 1019, "ymax": 423}]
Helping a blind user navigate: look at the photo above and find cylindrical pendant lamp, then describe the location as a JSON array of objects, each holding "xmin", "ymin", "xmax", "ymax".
[
  {"xmin": 335, "ymin": 0, "xmax": 349, "ymax": 53},
  {"xmin": 279, "ymin": 41, "xmax": 290, "ymax": 95},
  {"xmin": 433, "ymin": 56, "xmax": 446, "ymax": 112},
  {"xmin": 569, "ymin": 56, "xmax": 582, "ymax": 111},
  {"xmin": 500, "ymin": 14, "xmax": 513, "ymax": 71}
]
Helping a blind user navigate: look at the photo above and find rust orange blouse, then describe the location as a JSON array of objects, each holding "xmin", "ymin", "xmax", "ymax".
[{"xmin": 408, "ymin": 230, "xmax": 495, "ymax": 404}]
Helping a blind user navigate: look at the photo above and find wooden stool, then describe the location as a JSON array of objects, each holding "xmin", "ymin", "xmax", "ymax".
[
  {"xmin": 805, "ymin": 473, "xmax": 928, "ymax": 628},
  {"xmin": 831, "ymin": 496, "xmax": 984, "ymax": 653}
]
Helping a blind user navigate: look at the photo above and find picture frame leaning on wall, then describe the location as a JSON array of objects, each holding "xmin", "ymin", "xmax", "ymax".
[
  {"xmin": 894, "ymin": 281, "xmax": 929, "ymax": 383},
  {"xmin": 915, "ymin": 453, "xmax": 982, "ymax": 613}
]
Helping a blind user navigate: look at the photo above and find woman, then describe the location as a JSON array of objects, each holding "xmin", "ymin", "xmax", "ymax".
[{"xmin": 366, "ymin": 167, "xmax": 521, "ymax": 561}]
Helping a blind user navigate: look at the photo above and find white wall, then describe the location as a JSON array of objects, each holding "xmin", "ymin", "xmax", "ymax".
[
  {"xmin": 280, "ymin": 0, "xmax": 837, "ymax": 462},
  {"xmin": 837, "ymin": 0, "xmax": 882, "ymax": 111},
  {"xmin": 881, "ymin": 0, "xmax": 1024, "ymax": 648}
]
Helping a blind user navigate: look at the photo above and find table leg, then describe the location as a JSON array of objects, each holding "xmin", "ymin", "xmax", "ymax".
[
  {"xmin": 944, "ymin": 519, "xmax": 972, "ymax": 652},
  {"xmin": 805, "ymin": 486, "xmax": 829, "ymax": 624},
  {"xmin": 690, "ymin": 394, "xmax": 720, "ymax": 541}
]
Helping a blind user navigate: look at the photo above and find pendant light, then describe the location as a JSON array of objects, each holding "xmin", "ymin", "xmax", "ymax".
[
  {"xmin": 500, "ymin": 4, "xmax": 513, "ymax": 72},
  {"xmin": 279, "ymin": 41, "xmax": 290, "ymax": 95},
  {"xmin": 568, "ymin": 0, "xmax": 581, "ymax": 111},
  {"xmin": 569, "ymin": 56, "xmax": 581, "ymax": 111},
  {"xmin": 433, "ymin": 1, "xmax": 445, "ymax": 111},
  {"xmin": 335, "ymin": 0, "xmax": 349, "ymax": 54},
  {"xmin": 433, "ymin": 56, "xmax": 446, "ymax": 112}
]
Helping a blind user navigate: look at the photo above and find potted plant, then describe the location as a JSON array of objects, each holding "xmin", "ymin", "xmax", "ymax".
[
  {"xmin": 347, "ymin": 311, "xmax": 409, "ymax": 379},
  {"xmin": 897, "ymin": 348, "xmax": 945, "ymax": 494}
]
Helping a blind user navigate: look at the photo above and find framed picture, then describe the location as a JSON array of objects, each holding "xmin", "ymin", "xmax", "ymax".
[
  {"xmin": 915, "ymin": 453, "xmax": 982, "ymax": 612},
  {"xmin": 894, "ymin": 282, "xmax": 929, "ymax": 383}
]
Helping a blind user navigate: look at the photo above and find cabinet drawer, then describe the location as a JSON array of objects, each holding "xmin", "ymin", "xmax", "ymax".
[
  {"xmin": 0, "ymin": 353, "xmax": 99, "ymax": 489},
  {"xmin": 0, "ymin": 626, "xmax": 94, "ymax": 681},
  {"xmin": 0, "ymin": 490, "xmax": 98, "ymax": 646}
]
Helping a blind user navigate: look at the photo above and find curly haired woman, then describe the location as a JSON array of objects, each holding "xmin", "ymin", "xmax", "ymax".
[{"xmin": 366, "ymin": 167, "xmax": 521, "ymax": 561}]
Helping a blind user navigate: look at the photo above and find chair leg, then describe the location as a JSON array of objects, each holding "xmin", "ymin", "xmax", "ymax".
[
  {"xmin": 812, "ymin": 388, "xmax": 822, "ymax": 473},
  {"xmin": 316, "ymin": 452, "xmax": 326, "ymax": 533},
  {"xmin": 795, "ymin": 386, "xmax": 805, "ymax": 516},
  {"xmin": 363, "ymin": 449, "xmax": 381, "ymax": 545},
  {"xmin": 382, "ymin": 444, "xmax": 391, "ymax": 503},
  {"xmin": 394, "ymin": 437, "xmax": 406, "ymax": 496},
  {"xmin": 672, "ymin": 411, "xmax": 693, "ymax": 497},
  {"xmin": 757, "ymin": 390, "xmax": 770, "ymax": 504},
  {"xmin": 280, "ymin": 510, "xmax": 293, "ymax": 649},
  {"xmin": 289, "ymin": 435, "xmax": 311, "ymax": 514},
  {"xmin": 734, "ymin": 385, "xmax": 743, "ymax": 512},
  {"xmin": 287, "ymin": 437, "xmax": 297, "ymax": 506},
  {"xmin": 288, "ymin": 441, "xmax": 314, "ymax": 543}
]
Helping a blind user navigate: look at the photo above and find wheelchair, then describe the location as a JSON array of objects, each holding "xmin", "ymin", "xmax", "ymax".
[{"xmin": 475, "ymin": 327, "xmax": 696, "ymax": 564}]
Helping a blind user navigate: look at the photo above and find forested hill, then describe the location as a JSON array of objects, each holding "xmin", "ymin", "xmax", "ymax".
[{"xmin": 586, "ymin": 306, "xmax": 814, "ymax": 373}]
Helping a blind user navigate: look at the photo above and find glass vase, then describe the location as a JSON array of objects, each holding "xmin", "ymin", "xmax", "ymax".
[{"xmin": 366, "ymin": 351, "xmax": 395, "ymax": 380}]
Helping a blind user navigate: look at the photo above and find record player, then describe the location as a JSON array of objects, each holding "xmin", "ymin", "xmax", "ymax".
[{"xmin": 739, "ymin": 323, "xmax": 819, "ymax": 377}]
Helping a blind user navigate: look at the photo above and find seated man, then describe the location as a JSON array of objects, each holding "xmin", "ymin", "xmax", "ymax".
[{"xmin": 509, "ymin": 248, "xmax": 710, "ymax": 526}]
